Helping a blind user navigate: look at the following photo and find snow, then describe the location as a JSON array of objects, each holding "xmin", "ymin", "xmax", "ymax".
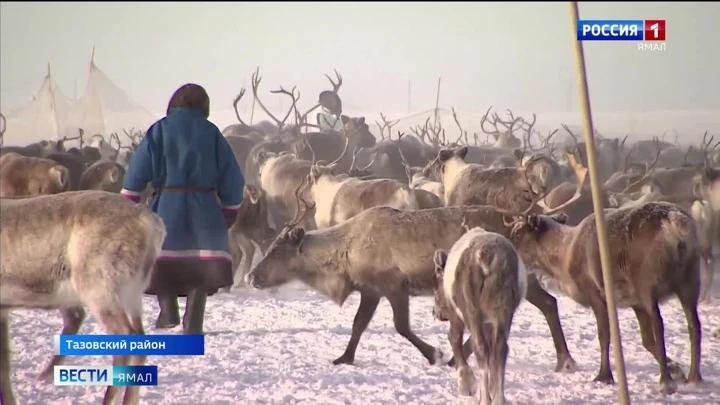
[{"xmin": 7, "ymin": 278, "xmax": 720, "ymax": 405}]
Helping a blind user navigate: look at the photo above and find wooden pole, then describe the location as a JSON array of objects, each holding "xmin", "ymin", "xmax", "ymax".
[
  {"xmin": 89, "ymin": 46, "xmax": 96, "ymax": 74},
  {"xmin": 434, "ymin": 77, "xmax": 441, "ymax": 126},
  {"xmin": 569, "ymin": 3, "xmax": 630, "ymax": 404}
]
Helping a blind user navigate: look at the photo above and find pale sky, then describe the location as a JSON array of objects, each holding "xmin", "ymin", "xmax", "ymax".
[{"xmin": 1, "ymin": 2, "xmax": 719, "ymax": 123}]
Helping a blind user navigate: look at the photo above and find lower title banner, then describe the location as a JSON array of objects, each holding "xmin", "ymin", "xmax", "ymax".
[
  {"xmin": 54, "ymin": 365, "xmax": 158, "ymax": 386},
  {"xmin": 56, "ymin": 334, "xmax": 204, "ymax": 356}
]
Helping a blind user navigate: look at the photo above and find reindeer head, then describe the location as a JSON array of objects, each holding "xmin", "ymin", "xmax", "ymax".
[
  {"xmin": 504, "ymin": 213, "xmax": 569, "ymax": 269},
  {"xmin": 342, "ymin": 116, "xmax": 376, "ymax": 148},
  {"xmin": 422, "ymin": 146, "xmax": 468, "ymax": 181},
  {"xmin": 246, "ymin": 182, "xmax": 314, "ymax": 289},
  {"xmin": 431, "ymin": 249, "xmax": 450, "ymax": 322},
  {"xmin": 523, "ymin": 155, "xmax": 562, "ymax": 195},
  {"xmin": 233, "ymin": 185, "xmax": 277, "ymax": 252},
  {"xmin": 700, "ymin": 167, "xmax": 720, "ymax": 208}
]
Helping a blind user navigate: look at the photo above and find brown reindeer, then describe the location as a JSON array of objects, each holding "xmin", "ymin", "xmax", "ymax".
[
  {"xmin": 495, "ymin": 200, "xmax": 702, "ymax": 393},
  {"xmin": 0, "ymin": 152, "xmax": 70, "ymax": 197},
  {"xmin": 225, "ymin": 184, "xmax": 277, "ymax": 290},
  {"xmin": 245, "ymin": 193, "xmax": 582, "ymax": 372}
]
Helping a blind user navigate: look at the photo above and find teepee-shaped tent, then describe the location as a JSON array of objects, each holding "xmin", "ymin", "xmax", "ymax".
[
  {"xmin": 1, "ymin": 48, "xmax": 158, "ymax": 146},
  {"xmin": 74, "ymin": 47, "xmax": 157, "ymax": 139},
  {"xmin": 2, "ymin": 64, "xmax": 79, "ymax": 145}
]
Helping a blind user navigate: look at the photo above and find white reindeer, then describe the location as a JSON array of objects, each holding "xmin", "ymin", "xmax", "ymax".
[{"xmin": 0, "ymin": 190, "xmax": 166, "ymax": 405}]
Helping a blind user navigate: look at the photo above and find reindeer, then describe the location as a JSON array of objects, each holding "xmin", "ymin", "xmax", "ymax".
[
  {"xmin": 225, "ymin": 185, "xmax": 277, "ymax": 290},
  {"xmin": 397, "ymin": 133, "xmax": 444, "ymax": 199},
  {"xmin": 479, "ymin": 107, "xmax": 529, "ymax": 149},
  {"xmin": 259, "ymin": 151, "xmax": 315, "ymax": 230},
  {"xmin": 0, "ymin": 152, "xmax": 70, "ymax": 196},
  {"xmin": 493, "ymin": 197, "xmax": 702, "ymax": 393},
  {"xmin": 432, "ymin": 224, "xmax": 527, "ymax": 404},
  {"xmin": 0, "ymin": 190, "xmax": 166, "ymax": 405},
  {"xmin": 306, "ymin": 145, "xmax": 420, "ymax": 229},
  {"xmin": 79, "ymin": 161, "xmax": 126, "ymax": 192},
  {"xmin": 423, "ymin": 145, "xmax": 562, "ymax": 209},
  {"xmin": 246, "ymin": 189, "xmax": 582, "ymax": 372}
]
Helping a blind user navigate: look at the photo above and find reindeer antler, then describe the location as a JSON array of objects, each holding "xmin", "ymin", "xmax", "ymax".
[
  {"xmin": 250, "ymin": 67, "xmax": 296, "ymax": 132},
  {"xmin": 375, "ymin": 112, "xmax": 399, "ymax": 140},
  {"xmin": 493, "ymin": 148, "xmax": 588, "ymax": 230},
  {"xmin": 282, "ymin": 178, "xmax": 316, "ymax": 232},
  {"xmin": 270, "ymin": 85, "xmax": 300, "ymax": 127},
  {"xmin": 397, "ymin": 132, "xmax": 414, "ymax": 183},
  {"xmin": 451, "ymin": 107, "xmax": 465, "ymax": 145},
  {"xmin": 620, "ymin": 137, "xmax": 663, "ymax": 193},
  {"xmin": 701, "ymin": 131, "xmax": 719, "ymax": 168},
  {"xmin": 232, "ymin": 88, "xmax": 248, "ymax": 126},
  {"xmin": 325, "ymin": 69, "xmax": 343, "ymax": 93}
]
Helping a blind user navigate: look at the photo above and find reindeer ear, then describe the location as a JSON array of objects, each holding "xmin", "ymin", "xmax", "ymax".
[
  {"xmin": 693, "ymin": 182, "xmax": 703, "ymax": 198},
  {"xmin": 455, "ymin": 146, "xmax": 469, "ymax": 160},
  {"xmin": 433, "ymin": 250, "xmax": 448, "ymax": 276},
  {"xmin": 550, "ymin": 213, "xmax": 568, "ymax": 224},
  {"xmin": 50, "ymin": 166, "xmax": 67, "ymax": 189},
  {"xmin": 513, "ymin": 149, "xmax": 524, "ymax": 161},
  {"xmin": 526, "ymin": 214, "xmax": 542, "ymax": 231},
  {"xmin": 257, "ymin": 151, "xmax": 268, "ymax": 165},
  {"xmin": 107, "ymin": 166, "xmax": 121, "ymax": 183},
  {"xmin": 358, "ymin": 117, "xmax": 365, "ymax": 125},
  {"xmin": 341, "ymin": 115, "xmax": 350, "ymax": 125},
  {"xmin": 288, "ymin": 227, "xmax": 305, "ymax": 244},
  {"xmin": 438, "ymin": 149, "xmax": 453, "ymax": 162},
  {"xmin": 246, "ymin": 185, "xmax": 260, "ymax": 203}
]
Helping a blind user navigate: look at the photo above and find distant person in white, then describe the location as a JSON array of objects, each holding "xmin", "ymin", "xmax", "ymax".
[{"xmin": 316, "ymin": 90, "xmax": 343, "ymax": 133}]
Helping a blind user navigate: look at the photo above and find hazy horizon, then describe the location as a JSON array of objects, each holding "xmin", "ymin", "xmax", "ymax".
[{"xmin": 2, "ymin": 2, "xmax": 719, "ymax": 124}]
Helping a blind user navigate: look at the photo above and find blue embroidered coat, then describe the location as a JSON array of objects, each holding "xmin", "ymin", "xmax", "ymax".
[{"xmin": 120, "ymin": 107, "xmax": 245, "ymax": 261}]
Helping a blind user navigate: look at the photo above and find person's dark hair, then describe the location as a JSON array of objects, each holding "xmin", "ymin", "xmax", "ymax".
[
  {"xmin": 166, "ymin": 83, "xmax": 210, "ymax": 117},
  {"xmin": 318, "ymin": 90, "xmax": 342, "ymax": 116}
]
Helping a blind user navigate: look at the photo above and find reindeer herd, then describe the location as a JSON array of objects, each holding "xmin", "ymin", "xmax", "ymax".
[{"xmin": 0, "ymin": 69, "xmax": 719, "ymax": 405}]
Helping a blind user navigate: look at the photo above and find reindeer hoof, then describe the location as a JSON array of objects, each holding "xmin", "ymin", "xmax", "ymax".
[
  {"xmin": 593, "ymin": 373, "xmax": 614, "ymax": 385},
  {"xmin": 686, "ymin": 372, "xmax": 702, "ymax": 384},
  {"xmin": 430, "ymin": 347, "xmax": 450, "ymax": 366},
  {"xmin": 667, "ymin": 360, "xmax": 687, "ymax": 383},
  {"xmin": 713, "ymin": 329, "xmax": 720, "ymax": 339},
  {"xmin": 556, "ymin": 356, "xmax": 578, "ymax": 373},
  {"xmin": 332, "ymin": 354, "xmax": 355, "ymax": 365},
  {"xmin": 659, "ymin": 379, "xmax": 678, "ymax": 395},
  {"xmin": 457, "ymin": 367, "xmax": 477, "ymax": 396}
]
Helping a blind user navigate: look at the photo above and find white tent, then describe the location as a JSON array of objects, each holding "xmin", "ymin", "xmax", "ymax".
[{"xmin": 2, "ymin": 49, "xmax": 158, "ymax": 146}]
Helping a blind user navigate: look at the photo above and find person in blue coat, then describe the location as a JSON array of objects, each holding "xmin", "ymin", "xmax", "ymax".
[{"xmin": 120, "ymin": 83, "xmax": 245, "ymax": 334}]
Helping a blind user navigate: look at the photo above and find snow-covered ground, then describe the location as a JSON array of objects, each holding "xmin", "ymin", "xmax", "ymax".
[{"xmin": 7, "ymin": 274, "xmax": 720, "ymax": 405}]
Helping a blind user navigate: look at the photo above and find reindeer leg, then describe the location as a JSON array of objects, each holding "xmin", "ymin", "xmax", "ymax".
[
  {"xmin": 675, "ymin": 282, "xmax": 702, "ymax": 383},
  {"xmin": 589, "ymin": 298, "xmax": 614, "ymax": 384},
  {"xmin": 386, "ymin": 291, "xmax": 444, "ymax": 365},
  {"xmin": 466, "ymin": 317, "xmax": 491, "ymax": 405},
  {"xmin": 0, "ymin": 310, "xmax": 18, "ymax": 405},
  {"xmin": 447, "ymin": 314, "xmax": 476, "ymax": 396},
  {"xmin": 525, "ymin": 276, "xmax": 576, "ymax": 372},
  {"xmin": 333, "ymin": 291, "xmax": 380, "ymax": 365},
  {"xmin": 37, "ymin": 306, "xmax": 87, "ymax": 381},
  {"xmin": 632, "ymin": 306, "xmax": 686, "ymax": 382},
  {"xmin": 488, "ymin": 326, "xmax": 510, "ymax": 405},
  {"xmin": 94, "ymin": 310, "xmax": 134, "ymax": 405},
  {"xmin": 233, "ymin": 236, "xmax": 255, "ymax": 289},
  {"xmin": 642, "ymin": 299, "xmax": 677, "ymax": 394},
  {"xmin": 122, "ymin": 314, "xmax": 147, "ymax": 405}
]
